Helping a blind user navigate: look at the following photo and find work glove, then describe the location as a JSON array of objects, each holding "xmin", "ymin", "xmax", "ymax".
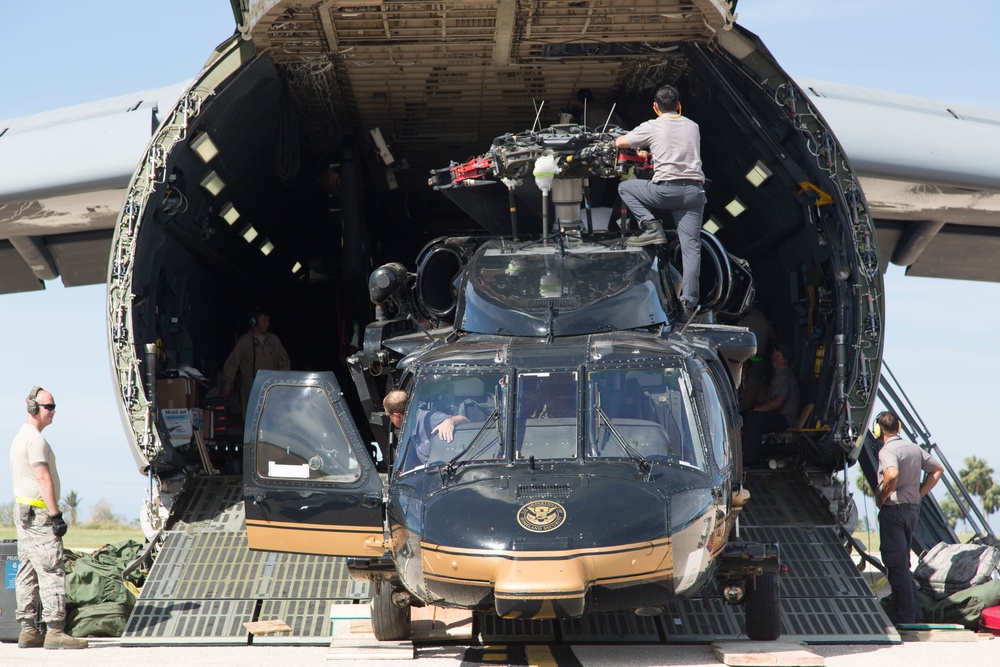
[{"xmin": 51, "ymin": 512, "xmax": 68, "ymax": 538}]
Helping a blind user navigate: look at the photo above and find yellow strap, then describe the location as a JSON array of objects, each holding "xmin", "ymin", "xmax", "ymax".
[{"xmin": 15, "ymin": 496, "xmax": 47, "ymax": 509}]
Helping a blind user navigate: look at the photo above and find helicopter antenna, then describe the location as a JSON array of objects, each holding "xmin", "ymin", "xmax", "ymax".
[
  {"xmin": 531, "ymin": 99, "xmax": 546, "ymax": 133},
  {"xmin": 407, "ymin": 312, "xmax": 435, "ymax": 339},
  {"xmin": 600, "ymin": 102, "xmax": 618, "ymax": 134},
  {"xmin": 677, "ymin": 304, "xmax": 702, "ymax": 337}
]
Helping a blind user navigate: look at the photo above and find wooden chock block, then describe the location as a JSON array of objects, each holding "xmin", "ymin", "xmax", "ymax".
[
  {"xmin": 330, "ymin": 603, "xmax": 373, "ymax": 640},
  {"xmin": 410, "ymin": 606, "xmax": 475, "ymax": 642},
  {"xmin": 244, "ymin": 619, "xmax": 292, "ymax": 635},
  {"xmin": 713, "ymin": 639, "xmax": 824, "ymax": 666}
]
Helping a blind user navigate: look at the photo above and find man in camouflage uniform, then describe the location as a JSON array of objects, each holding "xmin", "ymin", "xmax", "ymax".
[{"xmin": 9, "ymin": 386, "xmax": 87, "ymax": 649}]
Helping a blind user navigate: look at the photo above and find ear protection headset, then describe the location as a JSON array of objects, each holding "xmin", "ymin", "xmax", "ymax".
[
  {"xmin": 250, "ymin": 308, "xmax": 263, "ymax": 328},
  {"xmin": 26, "ymin": 386, "xmax": 43, "ymax": 415},
  {"xmin": 872, "ymin": 411, "xmax": 890, "ymax": 439}
]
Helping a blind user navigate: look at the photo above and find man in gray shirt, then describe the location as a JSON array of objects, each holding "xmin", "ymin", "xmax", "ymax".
[
  {"xmin": 615, "ymin": 84, "xmax": 707, "ymax": 319},
  {"xmin": 876, "ymin": 410, "xmax": 943, "ymax": 624},
  {"xmin": 741, "ymin": 343, "xmax": 800, "ymax": 466}
]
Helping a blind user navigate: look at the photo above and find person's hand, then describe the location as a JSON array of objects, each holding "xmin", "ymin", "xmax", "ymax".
[
  {"xmin": 51, "ymin": 512, "xmax": 68, "ymax": 538},
  {"xmin": 432, "ymin": 418, "xmax": 456, "ymax": 443}
]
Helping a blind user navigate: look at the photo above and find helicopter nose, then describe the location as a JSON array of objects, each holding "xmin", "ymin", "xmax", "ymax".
[{"xmin": 493, "ymin": 557, "xmax": 590, "ymax": 619}]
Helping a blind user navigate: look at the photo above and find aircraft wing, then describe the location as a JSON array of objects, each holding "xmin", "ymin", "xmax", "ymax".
[
  {"xmin": 0, "ymin": 84, "xmax": 188, "ymax": 293},
  {"xmin": 799, "ymin": 77, "xmax": 1000, "ymax": 282},
  {"xmin": 3, "ymin": 75, "xmax": 1000, "ymax": 295}
]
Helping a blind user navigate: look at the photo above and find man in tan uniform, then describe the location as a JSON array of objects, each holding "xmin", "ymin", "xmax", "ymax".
[
  {"xmin": 9, "ymin": 386, "xmax": 87, "ymax": 649},
  {"xmin": 220, "ymin": 309, "xmax": 290, "ymax": 422}
]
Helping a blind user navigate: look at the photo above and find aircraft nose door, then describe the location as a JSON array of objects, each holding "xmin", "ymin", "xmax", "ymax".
[{"xmin": 243, "ymin": 370, "xmax": 385, "ymax": 557}]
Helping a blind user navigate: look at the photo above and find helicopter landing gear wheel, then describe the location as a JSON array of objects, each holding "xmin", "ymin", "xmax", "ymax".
[
  {"xmin": 370, "ymin": 580, "xmax": 411, "ymax": 641},
  {"xmin": 744, "ymin": 572, "xmax": 781, "ymax": 641}
]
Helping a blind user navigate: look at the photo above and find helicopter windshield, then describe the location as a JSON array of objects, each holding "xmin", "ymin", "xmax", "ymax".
[
  {"xmin": 460, "ymin": 244, "xmax": 669, "ymax": 336},
  {"xmin": 515, "ymin": 371, "xmax": 579, "ymax": 461},
  {"xmin": 395, "ymin": 366, "xmax": 707, "ymax": 472},
  {"xmin": 473, "ymin": 246, "xmax": 652, "ymax": 311},
  {"xmin": 397, "ymin": 371, "xmax": 507, "ymax": 474},
  {"xmin": 588, "ymin": 367, "xmax": 706, "ymax": 471}
]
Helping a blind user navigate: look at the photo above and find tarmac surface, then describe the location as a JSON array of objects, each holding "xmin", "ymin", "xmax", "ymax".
[{"xmin": 1, "ymin": 636, "xmax": 997, "ymax": 667}]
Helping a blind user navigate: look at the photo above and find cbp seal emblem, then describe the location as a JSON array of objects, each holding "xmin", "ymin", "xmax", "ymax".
[{"xmin": 516, "ymin": 500, "xmax": 566, "ymax": 532}]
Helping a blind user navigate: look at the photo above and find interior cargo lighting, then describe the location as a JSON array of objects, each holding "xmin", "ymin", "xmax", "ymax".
[
  {"xmin": 745, "ymin": 160, "xmax": 773, "ymax": 187},
  {"xmin": 725, "ymin": 198, "xmax": 746, "ymax": 217},
  {"xmin": 702, "ymin": 217, "xmax": 722, "ymax": 234},
  {"xmin": 291, "ymin": 261, "xmax": 303, "ymax": 274},
  {"xmin": 190, "ymin": 132, "xmax": 219, "ymax": 163},
  {"xmin": 219, "ymin": 202, "xmax": 240, "ymax": 225},
  {"xmin": 260, "ymin": 239, "xmax": 274, "ymax": 256},
  {"xmin": 240, "ymin": 225, "xmax": 259, "ymax": 243},
  {"xmin": 200, "ymin": 171, "xmax": 225, "ymax": 196}
]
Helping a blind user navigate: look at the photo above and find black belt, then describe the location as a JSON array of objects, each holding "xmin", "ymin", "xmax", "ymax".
[
  {"xmin": 882, "ymin": 503, "xmax": 919, "ymax": 511},
  {"xmin": 653, "ymin": 179, "xmax": 703, "ymax": 187}
]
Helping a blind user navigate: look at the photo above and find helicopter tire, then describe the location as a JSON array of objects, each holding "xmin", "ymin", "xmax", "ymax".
[
  {"xmin": 744, "ymin": 572, "xmax": 781, "ymax": 641},
  {"xmin": 371, "ymin": 580, "xmax": 412, "ymax": 641}
]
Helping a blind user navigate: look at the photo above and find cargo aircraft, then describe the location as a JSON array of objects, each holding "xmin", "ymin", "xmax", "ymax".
[{"xmin": 2, "ymin": 0, "xmax": 1000, "ymax": 643}]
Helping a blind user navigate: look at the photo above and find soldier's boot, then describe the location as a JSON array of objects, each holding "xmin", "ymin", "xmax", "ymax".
[
  {"xmin": 17, "ymin": 626, "xmax": 45, "ymax": 648},
  {"xmin": 625, "ymin": 219, "xmax": 666, "ymax": 247},
  {"xmin": 43, "ymin": 628, "xmax": 88, "ymax": 650}
]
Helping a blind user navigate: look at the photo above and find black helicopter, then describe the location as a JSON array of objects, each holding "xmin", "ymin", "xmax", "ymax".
[{"xmin": 242, "ymin": 124, "xmax": 783, "ymax": 641}]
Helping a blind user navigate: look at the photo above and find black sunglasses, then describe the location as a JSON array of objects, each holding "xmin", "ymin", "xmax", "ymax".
[{"xmin": 38, "ymin": 403, "xmax": 56, "ymax": 411}]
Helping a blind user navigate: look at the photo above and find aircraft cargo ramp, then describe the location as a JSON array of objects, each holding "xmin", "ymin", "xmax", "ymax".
[
  {"xmin": 121, "ymin": 476, "xmax": 371, "ymax": 646},
  {"xmin": 121, "ymin": 471, "xmax": 898, "ymax": 646}
]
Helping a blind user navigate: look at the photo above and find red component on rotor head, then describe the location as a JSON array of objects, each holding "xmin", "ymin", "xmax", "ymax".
[{"xmin": 450, "ymin": 156, "xmax": 495, "ymax": 184}]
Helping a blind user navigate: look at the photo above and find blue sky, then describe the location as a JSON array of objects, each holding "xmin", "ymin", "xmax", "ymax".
[{"xmin": 1, "ymin": 1, "xmax": 999, "ymax": 523}]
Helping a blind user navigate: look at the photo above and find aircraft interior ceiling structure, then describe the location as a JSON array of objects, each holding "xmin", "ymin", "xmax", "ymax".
[{"xmin": 105, "ymin": 0, "xmax": 882, "ymax": 487}]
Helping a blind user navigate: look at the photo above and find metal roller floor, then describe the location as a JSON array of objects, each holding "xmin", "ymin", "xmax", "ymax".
[
  {"xmin": 123, "ymin": 470, "xmax": 897, "ymax": 645},
  {"xmin": 121, "ymin": 476, "xmax": 370, "ymax": 646}
]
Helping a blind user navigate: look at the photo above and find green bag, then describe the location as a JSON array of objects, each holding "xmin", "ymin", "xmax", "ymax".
[
  {"xmin": 923, "ymin": 579, "xmax": 1000, "ymax": 629},
  {"xmin": 65, "ymin": 602, "xmax": 132, "ymax": 637},
  {"xmin": 64, "ymin": 539, "xmax": 147, "ymax": 637},
  {"xmin": 886, "ymin": 579, "xmax": 1000, "ymax": 630}
]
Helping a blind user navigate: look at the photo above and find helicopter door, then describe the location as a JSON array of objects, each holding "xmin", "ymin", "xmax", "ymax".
[{"xmin": 243, "ymin": 370, "xmax": 384, "ymax": 558}]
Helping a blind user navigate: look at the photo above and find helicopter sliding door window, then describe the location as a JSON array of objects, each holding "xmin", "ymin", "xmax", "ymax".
[
  {"xmin": 516, "ymin": 371, "xmax": 579, "ymax": 460},
  {"xmin": 697, "ymin": 368, "xmax": 731, "ymax": 471},
  {"xmin": 254, "ymin": 384, "xmax": 362, "ymax": 483}
]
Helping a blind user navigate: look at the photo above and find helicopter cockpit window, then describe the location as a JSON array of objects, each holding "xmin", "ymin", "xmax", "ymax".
[
  {"xmin": 398, "ymin": 372, "xmax": 507, "ymax": 474},
  {"xmin": 589, "ymin": 368, "xmax": 706, "ymax": 471},
  {"xmin": 516, "ymin": 371, "xmax": 579, "ymax": 460},
  {"xmin": 255, "ymin": 384, "xmax": 361, "ymax": 483}
]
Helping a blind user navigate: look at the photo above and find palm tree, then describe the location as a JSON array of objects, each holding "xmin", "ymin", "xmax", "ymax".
[
  {"xmin": 959, "ymin": 456, "xmax": 995, "ymax": 497},
  {"xmin": 855, "ymin": 471, "xmax": 874, "ymax": 498},
  {"xmin": 939, "ymin": 497, "xmax": 964, "ymax": 531},
  {"xmin": 982, "ymin": 486, "xmax": 1000, "ymax": 518},
  {"xmin": 61, "ymin": 490, "xmax": 81, "ymax": 526}
]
